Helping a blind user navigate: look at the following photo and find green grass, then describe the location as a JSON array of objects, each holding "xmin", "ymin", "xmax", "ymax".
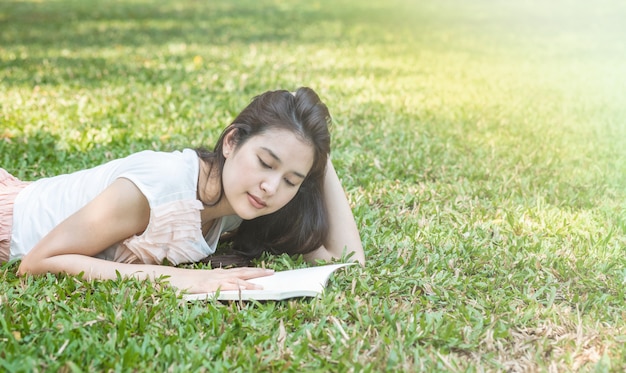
[{"xmin": 2, "ymin": 0, "xmax": 626, "ymax": 371}]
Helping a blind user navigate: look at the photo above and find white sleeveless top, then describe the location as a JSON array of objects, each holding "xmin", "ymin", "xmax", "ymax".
[{"xmin": 10, "ymin": 149, "xmax": 241, "ymax": 264}]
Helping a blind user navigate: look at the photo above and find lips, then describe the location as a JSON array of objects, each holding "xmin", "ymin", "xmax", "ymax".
[{"xmin": 247, "ymin": 193, "xmax": 267, "ymax": 209}]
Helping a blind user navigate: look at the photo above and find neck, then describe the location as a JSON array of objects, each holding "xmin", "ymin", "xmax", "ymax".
[{"xmin": 197, "ymin": 157, "xmax": 235, "ymax": 222}]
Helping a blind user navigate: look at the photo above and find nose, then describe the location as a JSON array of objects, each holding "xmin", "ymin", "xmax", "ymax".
[{"xmin": 260, "ymin": 175, "xmax": 280, "ymax": 196}]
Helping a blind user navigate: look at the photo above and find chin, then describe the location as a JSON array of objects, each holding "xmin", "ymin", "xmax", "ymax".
[
  {"xmin": 239, "ymin": 207, "xmax": 280, "ymax": 221},
  {"xmin": 236, "ymin": 209, "xmax": 265, "ymax": 221}
]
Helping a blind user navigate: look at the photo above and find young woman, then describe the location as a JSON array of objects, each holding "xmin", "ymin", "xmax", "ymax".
[{"xmin": 0, "ymin": 87, "xmax": 365, "ymax": 294}]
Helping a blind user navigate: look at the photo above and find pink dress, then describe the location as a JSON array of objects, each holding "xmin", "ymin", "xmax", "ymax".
[{"xmin": 0, "ymin": 169, "xmax": 30, "ymax": 262}]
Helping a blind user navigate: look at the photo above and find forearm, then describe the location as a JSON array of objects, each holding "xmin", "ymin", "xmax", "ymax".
[
  {"xmin": 319, "ymin": 160, "xmax": 365, "ymax": 264},
  {"xmin": 18, "ymin": 254, "xmax": 273, "ymax": 294},
  {"xmin": 19, "ymin": 253, "xmax": 182, "ymax": 281}
]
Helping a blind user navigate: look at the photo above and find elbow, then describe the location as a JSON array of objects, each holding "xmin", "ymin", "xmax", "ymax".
[
  {"xmin": 336, "ymin": 245, "xmax": 366, "ymax": 266},
  {"xmin": 17, "ymin": 261, "xmax": 30, "ymax": 276},
  {"xmin": 350, "ymin": 249, "xmax": 366, "ymax": 266},
  {"xmin": 358, "ymin": 255, "xmax": 366, "ymax": 266},
  {"xmin": 16, "ymin": 254, "xmax": 39, "ymax": 276}
]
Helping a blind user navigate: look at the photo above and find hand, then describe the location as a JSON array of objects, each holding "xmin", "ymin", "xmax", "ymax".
[{"xmin": 175, "ymin": 267, "xmax": 274, "ymax": 294}]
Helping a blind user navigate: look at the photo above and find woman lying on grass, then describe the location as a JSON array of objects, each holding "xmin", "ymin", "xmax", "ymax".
[{"xmin": 0, "ymin": 87, "xmax": 364, "ymax": 294}]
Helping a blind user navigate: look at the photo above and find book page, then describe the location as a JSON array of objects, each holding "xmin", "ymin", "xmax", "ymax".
[{"xmin": 184, "ymin": 263, "xmax": 356, "ymax": 301}]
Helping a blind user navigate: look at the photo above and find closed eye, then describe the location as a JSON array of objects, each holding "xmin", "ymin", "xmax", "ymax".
[
  {"xmin": 258, "ymin": 156, "xmax": 272, "ymax": 169},
  {"xmin": 259, "ymin": 155, "xmax": 300, "ymax": 187}
]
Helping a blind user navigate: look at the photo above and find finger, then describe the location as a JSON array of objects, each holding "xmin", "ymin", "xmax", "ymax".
[
  {"xmin": 227, "ymin": 267, "xmax": 274, "ymax": 279},
  {"xmin": 219, "ymin": 279, "xmax": 262, "ymax": 291},
  {"xmin": 246, "ymin": 280, "xmax": 264, "ymax": 290},
  {"xmin": 235, "ymin": 278, "xmax": 263, "ymax": 290}
]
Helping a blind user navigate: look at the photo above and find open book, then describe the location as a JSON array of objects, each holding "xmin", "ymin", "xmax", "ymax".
[{"xmin": 183, "ymin": 263, "xmax": 356, "ymax": 301}]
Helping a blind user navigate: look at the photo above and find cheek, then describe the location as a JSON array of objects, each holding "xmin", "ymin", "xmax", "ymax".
[
  {"xmin": 221, "ymin": 159, "xmax": 243, "ymax": 197},
  {"xmin": 223, "ymin": 154, "xmax": 251, "ymax": 184},
  {"xmin": 275, "ymin": 188, "xmax": 299, "ymax": 209}
]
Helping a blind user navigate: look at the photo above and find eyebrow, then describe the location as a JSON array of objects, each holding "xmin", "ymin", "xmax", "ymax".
[{"xmin": 261, "ymin": 147, "xmax": 307, "ymax": 179}]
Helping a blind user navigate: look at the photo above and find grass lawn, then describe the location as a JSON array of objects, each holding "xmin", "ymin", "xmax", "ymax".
[{"xmin": 2, "ymin": 0, "xmax": 626, "ymax": 371}]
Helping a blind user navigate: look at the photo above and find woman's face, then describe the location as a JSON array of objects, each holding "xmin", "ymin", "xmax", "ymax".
[{"xmin": 221, "ymin": 128, "xmax": 315, "ymax": 220}]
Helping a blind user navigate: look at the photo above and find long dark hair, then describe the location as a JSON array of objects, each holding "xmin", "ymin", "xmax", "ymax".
[{"xmin": 196, "ymin": 87, "xmax": 331, "ymax": 262}]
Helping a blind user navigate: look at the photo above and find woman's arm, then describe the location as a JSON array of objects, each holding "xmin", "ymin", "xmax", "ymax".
[
  {"xmin": 17, "ymin": 178, "xmax": 273, "ymax": 293},
  {"xmin": 304, "ymin": 159, "xmax": 365, "ymax": 265}
]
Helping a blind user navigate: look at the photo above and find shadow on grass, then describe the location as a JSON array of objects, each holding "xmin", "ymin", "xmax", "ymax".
[
  {"xmin": 1, "ymin": 0, "xmax": 415, "ymax": 48},
  {"xmin": 0, "ymin": 0, "xmax": 417, "ymax": 88},
  {"xmin": 0, "ymin": 128, "xmax": 161, "ymax": 179}
]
